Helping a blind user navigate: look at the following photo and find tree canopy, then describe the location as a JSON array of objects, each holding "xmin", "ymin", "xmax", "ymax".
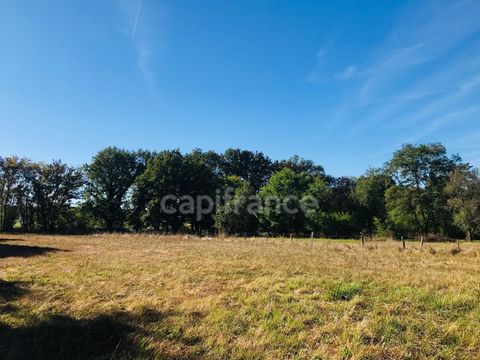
[
  {"xmin": 1, "ymin": 143, "xmax": 478, "ymax": 239},
  {"xmin": 84, "ymin": 147, "xmax": 147, "ymax": 231}
]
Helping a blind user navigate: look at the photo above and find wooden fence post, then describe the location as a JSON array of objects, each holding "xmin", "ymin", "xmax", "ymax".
[{"xmin": 401, "ymin": 236, "xmax": 405, "ymax": 250}]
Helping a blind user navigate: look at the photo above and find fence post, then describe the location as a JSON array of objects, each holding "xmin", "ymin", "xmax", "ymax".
[
  {"xmin": 420, "ymin": 235, "xmax": 424, "ymax": 248},
  {"xmin": 401, "ymin": 236, "xmax": 405, "ymax": 250},
  {"xmin": 361, "ymin": 234, "xmax": 365, "ymax": 248}
]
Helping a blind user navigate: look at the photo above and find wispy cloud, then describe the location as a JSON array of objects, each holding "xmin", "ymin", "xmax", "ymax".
[
  {"xmin": 131, "ymin": 0, "xmax": 142, "ymax": 37},
  {"xmin": 458, "ymin": 74, "xmax": 480, "ymax": 96},
  {"xmin": 410, "ymin": 105, "xmax": 480, "ymax": 142},
  {"xmin": 450, "ymin": 131, "xmax": 480, "ymax": 150},
  {"xmin": 448, "ymin": 132, "xmax": 480, "ymax": 167},
  {"xmin": 117, "ymin": 0, "xmax": 164, "ymax": 95},
  {"xmin": 360, "ymin": 1, "xmax": 480, "ymax": 103},
  {"xmin": 349, "ymin": 49, "xmax": 480, "ymax": 135},
  {"xmin": 359, "ymin": 44, "xmax": 426, "ymax": 103},
  {"xmin": 335, "ymin": 65, "xmax": 357, "ymax": 80},
  {"xmin": 321, "ymin": 0, "xmax": 480, "ymax": 146},
  {"xmin": 367, "ymin": 104, "xmax": 480, "ymax": 164},
  {"xmin": 307, "ymin": 44, "xmax": 332, "ymax": 83}
]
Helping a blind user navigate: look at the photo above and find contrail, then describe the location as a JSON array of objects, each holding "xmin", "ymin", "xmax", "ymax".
[{"xmin": 132, "ymin": 0, "xmax": 142, "ymax": 36}]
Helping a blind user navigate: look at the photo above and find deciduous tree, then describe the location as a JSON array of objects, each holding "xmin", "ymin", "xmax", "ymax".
[
  {"xmin": 354, "ymin": 168, "xmax": 392, "ymax": 235},
  {"xmin": 446, "ymin": 166, "xmax": 480, "ymax": 240},
  {"xmin": 84, "ymin": 147, "xmax": 145, "ymax": 231},
  {"xmin": 214, "ymin": 180, "xmax": 258, "ymax": 235},
  {"xmin": 385, "ymin": 143, "xmax": 460, "ymax": 236},
  {"xmin": 33, "ymin": 160, "xmax": 84, "ymax": 232},
  {"xmin": 221, "ymin": 149, "xmax": 273, "ymax": 192},
  {"xmin": 258, "ymin": 168, "xmax": 310, "ymax": 235}
]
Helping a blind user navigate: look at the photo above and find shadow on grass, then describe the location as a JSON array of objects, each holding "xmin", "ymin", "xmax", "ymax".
[
  {"xmin": 0, "ymin": 308, "xmax": 204, "ymax": 360},
  {"xmin": 0, "ymin": 280, "xmax": 28, "ymax": 301},
  {"xmin": 0, "ymin": 243, "xmax": 64, "ymax": 259},
  {"xmin": 0, "ymin": 238, "xmax": 25, "ymax": 242},
  {"xmin": 0, "ymin": 280, "xmax": 29, "ymax": 317}
]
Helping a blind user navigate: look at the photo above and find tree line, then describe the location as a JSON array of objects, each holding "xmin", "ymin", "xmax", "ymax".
[{"xmin": 1, "ymin": 143, "xmax": 479, "ymax": 239}]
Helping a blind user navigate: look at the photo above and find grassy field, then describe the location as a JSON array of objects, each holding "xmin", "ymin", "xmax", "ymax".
[{"xmin": 1, "ymin": 234, "xmax": 480, "ymax": 359}]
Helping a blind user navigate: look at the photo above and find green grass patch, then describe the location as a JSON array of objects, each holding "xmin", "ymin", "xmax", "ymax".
[{"xmin": 324, "ymin": 281, "xmax": 363, "ymax": 301}]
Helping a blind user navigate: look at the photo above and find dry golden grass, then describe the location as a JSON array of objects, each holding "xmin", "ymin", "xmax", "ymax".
[{"xmin": 1, "ymin": 234, "xmax": 480, "ymax": 359}]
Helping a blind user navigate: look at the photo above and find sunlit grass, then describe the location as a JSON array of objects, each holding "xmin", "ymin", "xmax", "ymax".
[{"xmin": 1, "ymin": 234, "xmax": 479, "ymax": 359}]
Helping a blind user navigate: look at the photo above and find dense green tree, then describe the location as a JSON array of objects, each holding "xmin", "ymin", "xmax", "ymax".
[
  {"xmin": 273, "ymin": 155, "xmax": 325, "ymax": 177},
  {"xmin": 221, "ymin": 175, "xmax": 246, "ymax": 193},
  {"xmin": 132, "ymin": 150, "xmax": 218, "ymax": 233},
  {"xmin": 354, "ymin": 168, "xmax": 392, "ymax": 235},
  {"xmin": 14, "ymin": 161, "xmax": 37, "ymax": 232},
  {"xmin": 385, "ymin": 143, "xmax": 461, "ymax": 236},
  {"xmin": 258, "ymin": 168, "xmax": 310, "ymax": 235},
  {"xmin": 132, "ymin": 150, "xmax": 185, "ymax": 231},
  {"xmin": 385, "ymin": 186, "xmax": 420, "ymax": 236},
  {"xmin": 330, "ymin": 176, "xmax": 357, "ymax": 213},
  {"xmin": 182, "ymin": 150, "xmax": 219, "ymax": 232},
  {"xmin": 221, "ymin": 149, "xmax": 273, "ymax": 191},
  {"xmin": 303, "ymin": 176, "xmax": 332, "ymax": 235},
  {"xmin": 328, "ymin": 176, "xmax": 363, "ymax": 236},
  {"xmin": 0, "ymin": 157, "xmax": 36, "ymax": 231},
  {"xmin": 446, "ymin": 166, "xmax": 480, "ymax": 240},
  {"xmin": 33, "ymin": 161, "xmax": 84, "ymax": 232},
  {"xmin": 323, "ymin": 212, "xmax": 356, "ymax": 238},
  {"xmin": 2, "ymin": 142, "xmax": 475, "ymax": 238},
  {"xmin": 191, "ymin": 148, "xmax": 223, "ymax": 175},
  {"xmin": 0, "ymin": 157, "xmax": 19, "ymax": 231},
  {"xmin": 84, "ymin": 147, "xmax": 146, "ymax": 231},
  {"xmin": 214, "ymin": 180, "xmax": 259, "ymax": 235}
]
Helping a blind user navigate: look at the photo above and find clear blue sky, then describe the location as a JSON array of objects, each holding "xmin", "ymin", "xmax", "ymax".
[{"xmin": 1, "ymin": 0, "xmax": 480, "ymax": 176}]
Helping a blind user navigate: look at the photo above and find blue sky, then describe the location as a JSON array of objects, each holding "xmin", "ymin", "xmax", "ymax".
[{"xmin": 1, "ymin": 0, "xmax": 480, "ymax": 176}]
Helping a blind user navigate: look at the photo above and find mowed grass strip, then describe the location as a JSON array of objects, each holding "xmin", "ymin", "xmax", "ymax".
[{"xmin": 1, "ymin": 234, "xmax": 480, "ymax": 359}]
